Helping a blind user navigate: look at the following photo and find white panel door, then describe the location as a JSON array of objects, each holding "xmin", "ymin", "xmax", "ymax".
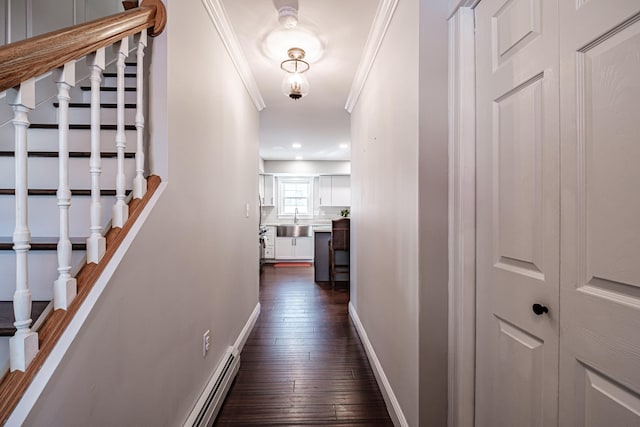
[
  {"xmin": 475, "ymin": 0, "xmax": 560, "ymax": 425},
  {"xmin": 559, "ymin": 1, "xmax": 640, "ymax": 425}
]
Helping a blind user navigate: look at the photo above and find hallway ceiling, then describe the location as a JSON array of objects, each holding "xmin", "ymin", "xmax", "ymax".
[{"xmin": 220, "ymin": 0, "xmax": 379, "ymax": 161}]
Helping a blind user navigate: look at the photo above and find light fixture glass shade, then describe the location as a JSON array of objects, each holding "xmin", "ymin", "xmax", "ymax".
[
  {"xmin": 280, "ymin": 48, "xmax": 310, "ymax": 100},
  {"xmin": 281, "ymin": 71, "xmax": 309, "ymax": 100}
]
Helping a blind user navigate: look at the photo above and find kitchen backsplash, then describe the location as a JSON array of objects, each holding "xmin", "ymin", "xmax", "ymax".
[{"xmin": 260, "ymin": 205, "xmax": 347, "ymax": 225}]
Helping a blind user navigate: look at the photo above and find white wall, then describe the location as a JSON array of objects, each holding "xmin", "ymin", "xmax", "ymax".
[
  {"xmin": 0, "ymin": 0, "xmax": 124, "ymax": 45},
  {"xmin": 20, "ymin": 0, "xmax": 261, "ymax": 424},
  {"xmin": 263, "ymin": 160, "xmax": 350, "ymax": 175},
  {"xmin": 418, "ymin": 0, "xmax": 450, "ymax": 424},
  {"xmin": 350, "ymin": 0, "xmax": 421, "ymax": 424}
]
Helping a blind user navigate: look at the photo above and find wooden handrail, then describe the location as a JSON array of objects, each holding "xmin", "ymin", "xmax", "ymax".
[{"xmin": 0, "ymin": 0, "xmax": 166, "ymax": 93}]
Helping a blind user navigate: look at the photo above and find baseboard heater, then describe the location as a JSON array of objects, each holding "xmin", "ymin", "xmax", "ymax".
[{"xmin": 184, "ymin": 347, "xmax": 240, "ymax": 427}]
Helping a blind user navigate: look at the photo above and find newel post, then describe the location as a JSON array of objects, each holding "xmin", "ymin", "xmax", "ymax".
[{"xmin": 9, "ymin": 80, "xmax": 38, "ymax": 372}]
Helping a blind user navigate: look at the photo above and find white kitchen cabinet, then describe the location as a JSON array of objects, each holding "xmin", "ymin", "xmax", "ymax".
[
  {"xmin": 275, "ymin": 236, "xmax": 314, "ymax": 260},
  {"xmin": 319, "ymin": 176, "xmax": 332, "ymax": 207},
  {"xmin": 318, "ymin": 175, "xmax": 350, "ymax": 207},
  {"xmin": 331, "ymin": 175, "xmax": 350, "ymax": 206},
  {"xmin": 259, "ymin": 174, "xmax": 275, "ymax": 206}
]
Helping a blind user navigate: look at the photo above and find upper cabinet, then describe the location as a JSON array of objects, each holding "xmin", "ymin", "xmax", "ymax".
[
  {"xmin": 259, "ymin": 174, "xmax": 275, "ymax": 206},
  {"xmin": 319, "ymin": 175, "xmax": 350, "ymax": 207}
]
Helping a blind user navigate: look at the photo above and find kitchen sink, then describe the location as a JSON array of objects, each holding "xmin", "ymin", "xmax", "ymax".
[{"xmin": 276, "ymin": 224, "xmax": 313, "ymax": 237}]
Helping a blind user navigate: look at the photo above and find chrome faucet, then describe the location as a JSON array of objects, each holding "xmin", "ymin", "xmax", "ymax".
[{"xmin": 294, "ymin": 208, "xmax": 299, "ymax": 224}]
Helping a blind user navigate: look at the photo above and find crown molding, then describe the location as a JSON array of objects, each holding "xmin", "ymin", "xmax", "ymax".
[
  {"xmin": 344, "ymin": 0, "xmax": 398, "ymax": 113},
  {"xmin": 202, "ymin": 0, "xmax": 266, "ymax": 111}
]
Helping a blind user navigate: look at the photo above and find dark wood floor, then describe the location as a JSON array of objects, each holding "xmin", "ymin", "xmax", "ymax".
[{"xmin": 214, "ymin": 265, "xmax": 393, "ymax": 426}]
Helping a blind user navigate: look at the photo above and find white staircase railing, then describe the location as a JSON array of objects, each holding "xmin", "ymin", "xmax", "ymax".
[
  {"xmin": 53, "ymin": 62, "xmax": 77, "ymax": 311},
  {"xmin": 0, "ymin": 0, "xmax": 166, "ymax": 377},
  {"xmin": 8, "ymin": 81, "xmax": 38, "ymax": 373}
]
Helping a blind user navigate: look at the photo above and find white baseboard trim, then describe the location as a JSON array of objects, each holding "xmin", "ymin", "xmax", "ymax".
[
  {"xmin": 348, "ymin": 302, "xmax": 408, "ymax": 427},
  {"xmin": 233, "ymin": 302, "xmax": 260, "ymax": 354},
  {"xmin": 183, "ymin": 301, "xmax": 260, "ymax": 427}
]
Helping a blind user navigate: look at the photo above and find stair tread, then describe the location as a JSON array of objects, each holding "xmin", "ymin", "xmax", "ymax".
[
  {"xmin": 80, "ymin": 86, "xmax": 136, "ymax": 92},
  {"xmin": 0, "ymin": 189, "xmax": 126, "ymax": 196},
  {"xmin": 29, "ymin": 124, "xmax": 136, "ymax": 131},
  {"xmin": 0, "ymin": 236, "xmax": 87, "ymax": 251},
  {"xmin": 103, "ymin": 72, "xmax": 137, "ymax": 78},
  {"xmin": 0, "ymin": 301, "xmax": 50, "ymax": 336},
  {"xmin": 53, "ymin": 102, "xmax": 136, "ymax": 109},
  {"xmin": 0, "ymin": 151, "xmax": 135, "ymax": 158}
]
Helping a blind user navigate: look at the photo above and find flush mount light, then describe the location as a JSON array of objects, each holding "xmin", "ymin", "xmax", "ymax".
[
  {"xmin": 292, "ymin": 143, "xmax": 302, "ymax": 148},
  {"xmin": 281, "ymin": 47, "xmax": 310, "ymax": 100},
  {"xmin": 273, "ymin": 0, "xmax": 298, "ymax": 29},
  {"xmin": 295, "ymin": 156, "xmax": 303, "ymax": 160},
  {"xmin": 339, "ymin": 144, "xmax": 349, "ymax": 149}
]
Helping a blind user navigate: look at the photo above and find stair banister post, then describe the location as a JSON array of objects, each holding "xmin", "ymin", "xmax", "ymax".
[
  {"xmin": 8, "ymin": 79, "xmax": 38, "ymax": 372},
  {"xmin": 53, "ymin": 62, "xmax": 78, "ymax": 310},
  {"xmin": 133, "ymin": 29, "xmax": 147, "ymax": 199},
  {"xmin": 86, "ymin": 48, "xmax": 106, "ymax": 264},
  {"xmin": 112, "ymin": 38, "xmax": 129, "ymax": 227}
]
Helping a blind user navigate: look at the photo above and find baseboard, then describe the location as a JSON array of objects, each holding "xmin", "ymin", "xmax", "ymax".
[
  {"xmin": 233, "ymin": 302, "xmax": 260, "ymax": 353},
  {"xmin": 183, "ymin": 301, "xmax": 260, "ymax": 427},
  {"xmin": 182, "ymin": 346, "xmax": 240, "ymax": 427},
  {"xmin": 349, "ymin": 302, "xmax": 408, "ymax": 427}
]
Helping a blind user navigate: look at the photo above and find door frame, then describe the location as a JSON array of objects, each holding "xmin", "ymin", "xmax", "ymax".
[{"xmin": 447, "ymin": 2, "xmax": 478, "ymax": 426}]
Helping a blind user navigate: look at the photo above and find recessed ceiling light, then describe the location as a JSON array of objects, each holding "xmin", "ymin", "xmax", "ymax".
[
  {"xmin": 292, "ymin": 143, "xmax": 302, "ymax": 148},
  {"xmin": 295, "ymin": 156, "xmax": 303, "ymax": 160},
  {"xmin": 339, "ymin": 144, "xmax": 349, "ymax": 149}
]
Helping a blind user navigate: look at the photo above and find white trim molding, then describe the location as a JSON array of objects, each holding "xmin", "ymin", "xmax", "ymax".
[
  {"xmin": 349, "ymin": 302, "xmax": 408, "ymax": 427},
  {"xmin": 233, "ymin": 302, "xmax": 260, "ymax": 353},
  {"xmin": 447, "ymin": 6, "xmax": 476, "ymax": 427},
  {"xmin": 344, "ymin": 0, "xmax": 398, "ymax": 113},
  {"xmin": 201, "ymin": 0, "xmax": 266, "ymax": 111}
]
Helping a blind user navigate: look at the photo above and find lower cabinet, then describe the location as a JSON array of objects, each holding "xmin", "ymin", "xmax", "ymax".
[{"xmin": 275, "ymin": 236, "xmax": 314, "ymax": 260}]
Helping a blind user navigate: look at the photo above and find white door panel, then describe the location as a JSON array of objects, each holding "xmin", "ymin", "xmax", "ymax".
[
  {"xmin": 475, "ymin": 0, "xmax": 560, "ymax": 425},
  {"xmin": 559, "ymin": 1, "xmax": 640, "ymax": 425}
]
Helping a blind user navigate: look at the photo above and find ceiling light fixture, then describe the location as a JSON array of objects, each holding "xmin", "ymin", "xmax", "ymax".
[
  {"xmin": 292, "ymin": 143, "xmax": 302, "ymax": 148},
  {"xmin": 295, "ymin": 156, "xmax": 303, "ymax": 160},
  {"xmin": 339, "ymin": 144, "xmax": 349, "ymax": 149},
  {"xmin": 281, "ymin": 47, "xmax": 309, "ymax": 100},
  {"xmin": 273, "ymin": 0, "xmax": 298, "ymax": 29}
]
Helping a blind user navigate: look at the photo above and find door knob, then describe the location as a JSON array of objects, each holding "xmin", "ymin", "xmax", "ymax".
[{"xmin": 532, "ymin": 303, "xmax": 549, "ymax": 315}]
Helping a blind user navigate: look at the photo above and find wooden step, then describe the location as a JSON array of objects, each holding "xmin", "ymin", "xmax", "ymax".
[
  {"xmin": 0, "ymin": 189, "xmax": 124, "ymax": 196},
  {"xmin": 0, "ymin": 237, "xmax": 87, "ymax": 251},
  {"xmin": 0, "ymin": 151, "xmax": 135, "ymax": 158},
  {"xmin": 103, "ymin": 72, "xmax": 136, "ymax": 78},
  {"xmin": 53, "ymin": 102, "xmax": 136, "ymax": 109},
  {"xmin": 0, "ymin": 301, "xmax": 50, "ymax": 336},
  {"xmin": 80, "ymin": 86, "xmax": 136, "ymax": 92},
  {"xmin": 29, "ymin": 124, "xmax": 136, "ymax": 131}
]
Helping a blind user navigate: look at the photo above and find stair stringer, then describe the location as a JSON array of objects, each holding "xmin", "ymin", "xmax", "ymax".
[{"xmin": 3, "ymin": 180, "xmax": 166, "ymax": 427}]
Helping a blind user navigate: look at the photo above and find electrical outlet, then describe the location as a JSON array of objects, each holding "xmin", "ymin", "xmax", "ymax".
[{"xmin": 203, "ymin": 330, "xmax": 211, "ymax": 357}]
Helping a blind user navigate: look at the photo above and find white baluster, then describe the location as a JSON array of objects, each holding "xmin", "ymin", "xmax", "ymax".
[
  {"xmin": 53, "ymin": 63, "xmax": 77, "ymax": 310},
  {"xmin": 8, "ymin": 80, "xmax": 38, "ymax": 372},
  {"xmin": 86, "ymin": 48, "xmax": 106, "ymax": 264},
  {"xmin": 133, "ymin": 30, "xmax": 147, "ymax": 199},
  {"xmin": 112, "ymin": 38, "xmax": 129, "ymax": 227}
]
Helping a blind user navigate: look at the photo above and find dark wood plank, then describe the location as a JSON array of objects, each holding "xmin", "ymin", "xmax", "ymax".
[{"xmin": 214, "ymin": 266, "xmax": 392, "ymax": 426}]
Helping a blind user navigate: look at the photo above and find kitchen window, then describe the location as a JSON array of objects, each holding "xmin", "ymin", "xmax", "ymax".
[{"xmin": 278, "ymin": 177, "xmax": 314, "ymax": 217}]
